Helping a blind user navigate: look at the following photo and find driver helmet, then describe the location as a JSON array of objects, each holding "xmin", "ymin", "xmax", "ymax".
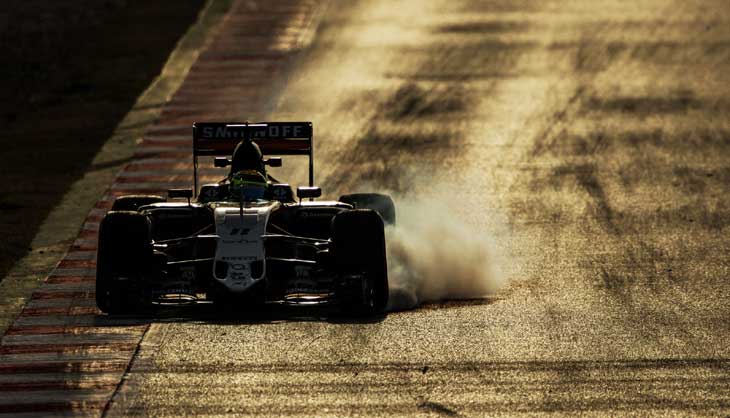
[
  {"xmin": 230, "ymin": 140, "xmax": 265, "ymax": 176},
  {"xmin": 229, "ymin": 169, "xmax": 268, "ymax": 201}
]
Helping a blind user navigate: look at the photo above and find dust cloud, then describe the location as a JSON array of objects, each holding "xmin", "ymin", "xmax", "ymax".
[
  {"xmin": 261, "ymin": 0, "xmax": 513, "ymax": 310},
  {"xmin": 383, "ymin": 196, "xmax": 508, "ymax": 311}
]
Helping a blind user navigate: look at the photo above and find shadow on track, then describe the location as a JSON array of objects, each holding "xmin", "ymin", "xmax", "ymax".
[
  {"xmin": 98, "ymin": 302, "xmax": 388, "ymax": 326},
  {"xmin": 93, "ymin": 296, "xmax": 501, "ymax": 326}
]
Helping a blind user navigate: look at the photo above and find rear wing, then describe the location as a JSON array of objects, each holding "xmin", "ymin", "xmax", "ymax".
[{"xmin": 192, "ymin": 122, "xmax": 314, "ymax": 194}]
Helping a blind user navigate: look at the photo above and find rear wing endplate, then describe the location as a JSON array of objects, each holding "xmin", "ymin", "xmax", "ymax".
[{"xmin": 192, "ymin": 122, "xmax": 314, "ymax": 194}]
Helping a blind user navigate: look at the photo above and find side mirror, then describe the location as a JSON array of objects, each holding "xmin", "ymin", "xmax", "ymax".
[
  {"xmin": 214, "ymin": 157, "xmax": 230, "ymax": 168},
  {"xmin": 264, "ymin": 157, "xmax": 282, "ymax": 167},
  {"xmin": 168, "ymin": 188, "xmax": 193, "ymax": 199},
  {"xmin": 269, "ymin": 183, "xmax": 294, "ymax": 202},
  {"xmin": 296, "ymin": 186, "xmax": 322, "ymax": 200}
]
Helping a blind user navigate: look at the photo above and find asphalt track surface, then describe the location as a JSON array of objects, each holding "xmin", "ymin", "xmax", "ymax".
[{"xmin": 2, "ymin": 0, "xmax": 730, "ymax": 416}]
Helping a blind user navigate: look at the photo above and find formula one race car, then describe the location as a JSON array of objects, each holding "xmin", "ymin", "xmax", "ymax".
[{"xmin": 96, "ymin": 122, "xmax": 395, "ymax": 315}]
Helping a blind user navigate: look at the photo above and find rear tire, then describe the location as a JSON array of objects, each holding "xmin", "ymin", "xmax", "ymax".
[
  {"xmin": 331, "ymin": 209, "xmax": 389, "ymax": 314},
  {"xmin": 96, "ymin": 211, "xmax": 153, "ymax": 314},
  {"xmin": 111, "ymin": 195, "xmax": 165, "ymax": 212},
  {"xmin": 338, "ymin": 193, "xmax": 395, "ymax": 225}
]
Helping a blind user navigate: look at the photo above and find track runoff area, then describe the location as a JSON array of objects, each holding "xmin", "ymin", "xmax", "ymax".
[{"xmin": 0, "ymin": 1, "xmax": 323, "ymax": 415}]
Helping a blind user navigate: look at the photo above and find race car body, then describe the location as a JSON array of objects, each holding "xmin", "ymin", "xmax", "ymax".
[
  {"xmin": 212, "ymin": 202, "xmax": 273, "ymax": 291},
  {"xmin": 96, "ymin": 122, "xmax": 394, "ymax": 315}
]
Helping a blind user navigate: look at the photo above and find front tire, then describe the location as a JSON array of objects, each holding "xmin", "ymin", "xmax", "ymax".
[
  {"xmin": 111, "ymin": 195, "xmax": 165, "ymax": 212},
  {"xmin": 96, "ymin": 211, "xmax": 153, "ymax": 314},
  {"xmin": 331, "ymin": 209, "xmax": 389, "ymax": 314}
]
